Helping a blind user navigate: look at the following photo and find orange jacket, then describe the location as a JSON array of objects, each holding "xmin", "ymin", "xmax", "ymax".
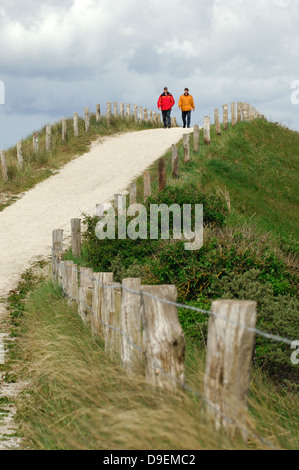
[{"xmin": 178, "ymin": 94, "xmax": 195, "ymax": 111}]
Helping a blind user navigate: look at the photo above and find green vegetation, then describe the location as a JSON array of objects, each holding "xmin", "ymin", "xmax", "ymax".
[
  {"xmin": 65, "ymin": 119, "xmax": 299, "ymax": 386},
  {"xmin": 0, "ymin": 114, "xmax": 160, "ymax": 211},
  {"xmin": 4, "ymin": 118, "xmax": 298, "ymax": 449}
]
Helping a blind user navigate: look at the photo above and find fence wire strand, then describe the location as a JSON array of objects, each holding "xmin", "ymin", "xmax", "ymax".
[{"xmin": 57, "ymin": 264, "xmax": 279, "ymax": 450}]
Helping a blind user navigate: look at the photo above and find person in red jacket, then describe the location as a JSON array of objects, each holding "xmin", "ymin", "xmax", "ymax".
[{"xmin": 157, "ymin": 87, "xmax": 175, "ymax": 128}]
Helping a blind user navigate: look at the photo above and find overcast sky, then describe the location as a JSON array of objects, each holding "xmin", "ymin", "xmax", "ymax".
[{"xmin": 0, "ymin": 0, "xmax": 298, "ymax": 149}]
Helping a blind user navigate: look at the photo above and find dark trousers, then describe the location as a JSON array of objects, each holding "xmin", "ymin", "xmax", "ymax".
[
  {"xmin": 182, "ymin": 110, "xmax": 191, "ymax": 127},
  {"xmin": 162, "ymin": 109, "xmax": 171, "ymax": 127}
]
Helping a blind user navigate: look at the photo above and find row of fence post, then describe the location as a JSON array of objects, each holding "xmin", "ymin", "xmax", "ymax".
[
  {"xmin": 0, "ymin": 102, "xmax": 164, "ymax": 182},
  {"xmin": 52, "ymin": 218, "xmax": 257, "ymax": 440},
  {"xmin": 1, "ymin": 101, "xmax": 261, "ymax": 183}
]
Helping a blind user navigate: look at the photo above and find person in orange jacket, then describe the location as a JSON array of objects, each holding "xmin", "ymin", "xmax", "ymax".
[
  {"xmin": 178, "ymin": 88, "xmax": 195, "ymax": 128},
  {"xmin": 157, "ymin": 87, "xmax": 175, "ymax": 128}
]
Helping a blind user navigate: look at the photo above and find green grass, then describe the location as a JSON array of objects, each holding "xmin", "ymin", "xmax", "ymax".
[
  {"xmin": 0, "ymin": 114, "xmax": 161, "ymax": 211},
  {"xmin": 11, "ymin": 281, "xmax": 299, "ymax": 450}
]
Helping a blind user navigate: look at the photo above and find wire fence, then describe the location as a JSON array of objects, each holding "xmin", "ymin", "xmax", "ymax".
[{"xmin": 55, "ymin": 259, "xmax": 279, "ymax": 450}]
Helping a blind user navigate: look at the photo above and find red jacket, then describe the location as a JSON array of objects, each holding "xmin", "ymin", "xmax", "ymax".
[{"xmin": 157, "ymin": 92, "xmax": 175, "ymax": 111}]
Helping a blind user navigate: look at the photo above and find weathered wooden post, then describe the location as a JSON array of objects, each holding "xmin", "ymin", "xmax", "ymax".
[
  {"xmin": 33, "ymin": 133, "xmax": 39, "ymax": 153},
  {"xmin": 144, "ymin": 108, "xmax": 148, "ymax": 122},
  {"xmin": 237, "ymin": 102, "xmax": 242, "ymax": 123},
  {"xmin": 96, "ymin": 104, "xmax": 101, "ymax": 122},
  {"xmin": 109, "ymin": 283, "xmax": 122, "ymax": 356},
  {"xmin": 91, "ymin": 272, "xmax": 113, "ymax": 340},
  {"xmin": 204, "ymin": 116, "xmax": 211, "ymax": 144},
  {"xmin": 241, "ymin": 103, "xmax": 247, "ymax": 122},
  {"xmin": 46, "ymin": 125, "xmax": 52, "ymax": 151},
  {"xmin": 214, "ymin": 109, "xmax": 221, "ymax": 135},
  {"xmin": 73, "ymin": 112, "xmax": 79, "ymax": 137},
  {"xmin": 52, "ymin": 229, "xmax": 64, "ymax": 282},
  {"xmin": 119, "ymin": 103, "xmax": 125, "ymax": 118},
  {"xmin": 0, "ymin": 151, "xmax": 8, "ymax": 182},
  {"xmin": 106, "ymin": 102, "xmax": 112, "ymax": 122},
  {"xmin": 113, "ymin": 102, "xmax": 118, "ymax": 117},
  {"xmin": 193, "ymin": 124, "xmax": 200, "ymax": 152},
  {"xmin": 149, "ymin": 110, "xmax": 153, "ymax": 123},
  {"xmin": 139, "ymin": 106, "xmax": 143, "ymax": 121},
  {"xmin": 62, "ymin": 260, "xmax": 79, "ymax": 305},
  {"xmin": 172, "ymin": 145, "xmax": 179, "ymax": 179},
  {"xmin": 223, "ymin": 104, "xmax": 229, "ymax": 130},
  {"xmin": 62, "ymin": 119, "xmax": 67, "ymax": 142},
  {"xmin": 71, "ymin": 218, "xmax": 81, "ymax": 258},
  {"xmin": 84, "ymin": 107, "xmax": 90, "ymax": 132},
  {"xmin": 78, "ymin": 267, "xmax": 94, "ymax": 324},
  {"xmin": 203, "ymin": 299, "xmax": 257, "ymax": 441},
  {"xmin": 126, "ymin": 103, "xmax": 131, "ymax": 119},
  {"xmin": 141, "ymin": 285, "xmax": 185, "ymax": 391},
  {"xmin": 143, "ymin": 169, "xmax": 151, "ymax": 201},
  {"xmin": 183, "ymin": 134, "xmax": 190, "ymax": 162},
  {"xmin": 133, "ymin": 105, "xmax": 138, "ymax": 121},
  {"xmin": 231, "ymin": 102, "xmax": 237, "ymax": 127},
  {"xmin": 121, "ymin": 278, "xmax": 143, "ymax": 371},
  {"xmin": 101, "ymin": 274, "xmax": 115, "ymax": 353},
  {"xmin": 17, "ymin": 141, "xmax": 24, "ymax": 169},
  {"xmin": 129, "ymin": 182, "xmax": 137, "ymax": 205},
  {"xmin": 158, "ymin": 158, "xmax": 166, "ymax": 192}
]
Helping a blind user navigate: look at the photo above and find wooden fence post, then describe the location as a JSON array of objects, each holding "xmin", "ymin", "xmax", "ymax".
[
  {"xmin": 33, "ymin": 133, "xmax": 39, "ymax": 153},
  {"xmin": 172, "ymin": 144, "xmax": 179, "ymax": 179},
  {"xmin": 106, "ymin": 102, "xmax": 112, "ymax": 122},
  {"xmin": 223, "ymin": 104, "xmax": 229, "ymax": 130},
  {"xmin": 203, "ymin": 299, "xmax": 256, "ymax": 440},
  {"xmin": 204, "ymin": 116, "xmax": 211, "ymax": 145},
  {"xmin": 96, "ymin": 104, "xmax": 101, "ymax": 122},
  {"xmin": 214, "ymin": 109, "xmax": 221, "ymax": 135},
  {"xmin": 149, "ymin": 110, "xmax": 153, "ymax": 123},
  {"xmin": 129, "ymin": 182, "xmax": 137, "ymax": 205},
  {"xmin": 110, "ymin": 282, "xmax": 122, "ymax": 356},
  {"xmin": 193, "ymin": 124, "xmax": 200, "ymax": 152},
  {"xmin": 231, "ymin": 102, "xmax": 237, "ymax": 127},
  {"xmin": 101, "ymin": 273, "xmax": 115, "ymax": 353},
  {"xmin": 52, "ymin": 229, "xmax": 64, "ymax": 282},
  {"xmin": 133, "ymin": 105, "xmax": 138, "ymax": 121},
  {"xmin": 84, "ymin": 107, "xmax": 90, "ymax": 132},
  {"xmin": 139, "ymin": 106, "xmax": 143, "ymax": 121},
  {"xmin": 63, "ymin": 261, "xmax": 79, "ymax": 305},
  {"xmin": 141, "ymin": 285, "xmax": 185, "ymax": 391},
  {"xmin": 62, "ymin": 119, "xmax": 67, "ymax": 142},
  {"xmin": 119, "ymin": 103, "xmax": 125, "ymax": 118},
  {"xmin": 73, "ymin": 113, "xmax": 79, "ymax": 137},
  {"xmin": 143, "ymin": 169, "xmax": 151, "ymax": 201},
  {"xmin": 71, "ymin": 218, "xmax": 81, "ymax": 258},
  {"xmin": 46, "ymin": 126, "xmax": 52, "ymax": 151},
  {"xmin": 0, "ymin": 151, "xmax": 8, "ymax": 182},
  {"xmin": 91, "ymin": 272, "xmax": 113, "ymax": 339},
  {"xmin": 17, "ymin": 141, "xmax": 24, "ymax": 169},
  {"xmin": 78, "ymin": 267, "xmax": 94, "ymax": 324},
  {"xmin": 144, "ymin": 108, "xmax": 148, "ymax": 122},
  {"xmin": 113, "ymin": 102, "xmax": 118, "ymax": 117},
  {"xmin": 158, "ymin": 158, "xmax": 166, "ymax": 192},
  {"xmin": 126, "ymin": 103, "xmax": 131, "ymax": 119},
  {"xmin": 121, "ymin": 278, "xmax": 143, "ymax": 371},
  {"xmin": 183, "ymin": 134, "xmax": 190, "ymax": 162},
  {"xmin": 237, "ymin": 102, "xmax": 242, "ymax": 123}
]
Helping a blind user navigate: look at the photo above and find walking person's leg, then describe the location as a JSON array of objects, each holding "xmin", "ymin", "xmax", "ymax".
[
  {"xmin": 166, "ymin": 109, "xmax": 171, "ymax": 128},
  {"xmin": 187, "ymin": 111, "xmax": 191, "ymax": 128},
  {"xmin": 182, "ymin": 111, "xmax": 187, "ymax": 128},
  {"xmin": 162, "ymin": 110, "xmax": 167, "ymax": 128}
]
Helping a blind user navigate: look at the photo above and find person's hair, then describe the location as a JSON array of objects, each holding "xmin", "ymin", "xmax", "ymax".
[
  {"xmin": 184, "ymin": 88, "xmax": 189, "ymax": 91},
  {"xmin": 164, "ymin": 87, "xmax": 168, "ymax": 90}
]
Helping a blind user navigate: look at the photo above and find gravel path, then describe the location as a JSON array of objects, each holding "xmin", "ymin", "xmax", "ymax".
[{"xmin": 0, "ymin": 127, "xmax": 192, "ymax": 298}]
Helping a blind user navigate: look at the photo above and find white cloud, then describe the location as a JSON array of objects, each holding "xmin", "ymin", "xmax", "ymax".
[{"xmin": 0, "ymin": 0, "xmax": 298, "ymax": 148}]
